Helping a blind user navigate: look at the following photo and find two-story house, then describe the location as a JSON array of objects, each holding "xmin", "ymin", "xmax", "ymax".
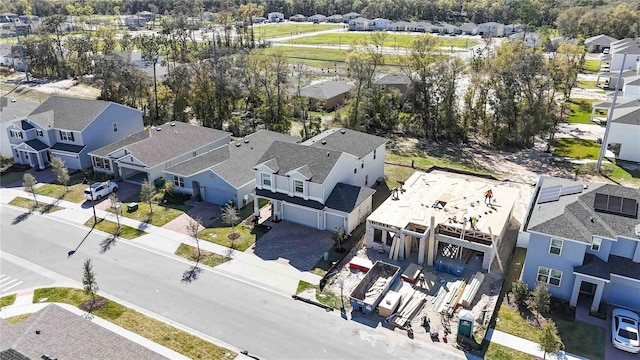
[
  {"xmin": 88, "ymin": 122, "xmax": 230, "ymax": 184},
  {"xmin": 6, "ymin": 96, "xmax": 143, "ymax": 170},
  {"xmin": 519, "ymin": 176, "xmax": 640, "ymax": 312},
  {"xmin": 251, "ymin": 128, "xmax": 386, "ymax": 234}
]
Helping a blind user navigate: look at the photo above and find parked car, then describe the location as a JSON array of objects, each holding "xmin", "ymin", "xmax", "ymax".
[
  {"xmin": 84, "ymin": 181, "xmax": 118, "ymax": 201},
  {"xmin": 612, "ymin": 308, "xmax": 640, "ymax": 353}
]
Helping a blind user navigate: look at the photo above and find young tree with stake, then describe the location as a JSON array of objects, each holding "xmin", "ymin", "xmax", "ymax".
[
  {"xmin": 83, "ymin": 259, "xmax": 99, "ymax": 313},
  {"xmin": 22, "ymin": 173, "xmax": 38, "ymax": 207},
  {"xmin": 221, "ymin": 203, "xmax": 240, "ymax": 248}
]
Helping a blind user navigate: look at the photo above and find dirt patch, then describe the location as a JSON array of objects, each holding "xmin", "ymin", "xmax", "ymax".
[{"xmin": 80, "ymin": 297, "xmax": 106, "ymax": 312}]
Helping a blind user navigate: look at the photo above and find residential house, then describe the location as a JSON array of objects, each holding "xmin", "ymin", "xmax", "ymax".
[
  {"xmin": 6, "ymin": 96, "xmax": 143, "ymax": 170},
  {"xmin": 0, "ymin": 97, "xmax": 38, "ymax": 158},
  {"xmin": 297, "ymin": 80, "xmax": 354, "ymax": 110},
  {"xmin": 348, "ymin": 17, "xmax": 371, "ymax": 31},
  {"xmin": 89, "ymin": 122, "xmax": 230, "ymax": 184},
  {"xmin": 124, "ymin": 16, "xmax": 147, "ymax": 29},
  {"xmin": 309, "ymin": 14, "xmax": 326, "ymax": 23},
  {"xmin": 113, "ymin": 50, "xmax": 169, "ymax": 80},
  {"xmin": 252, "ymin": 128, "xmax": 387, "ymax": 234},
  {"xmin": 0, "ymin": 304, "xmax": 171, "ymax": 359},
  {"xmin": 137, "ymin": 11, "xmax": 154, "ymax": 22},
  {"xmin": 509, "ymin": 32, "xmax": 542, "ymax": 48},
  {"xmin": 374, "ymin": 73, "xmax": 411, "ymax": 96},
  {"xmin": 599, "ymin": 38, "xmax": 640, "ymax": 73},
  {"xmin": 164, "ymin": 130, "xmax": 298, "ymax": 208},
  {"xmin": 0, "ymin": 12, "xmax": 18, "ymax": 23},
  {"xmin": 585, "ymin": 34, "xmax": 617, "ymax": 53},
  {"xmin": 343, "ymin": 12, "xmax": 361, "ymax": 23},
  {"xmin": 268, "ymin": 12, "xmax": 284, "ymax": 23},
  {"xmin": 289, "ymin": 14, "xmax": 307, "ymax": 22},
  {"xmin": 519, "ymin": 175, "xmax": 640, "ymax": 312},
  {"xmin": 388, "ymin": 21, "xmax": 412, "ymax": 32},
  {"xmin": 0, "ymin": 42, "xmax": 25, "ymax": 71},
  {"xmin": 253, "ymin": 16, "xmax": 266, "ymax": 24},
  {"xmin": 414, "ymin": 22, "xmax": 434, "ymax": 33},
  {"xmin": 326, "ymin": 14, "xmax": 343, "ymax": 23},
  {"xmin": 366, "ymin": 171, "xmax": 519, "ymax": 269},
  {"xmin": 440, "ymin": 22, "xmax": 458, "ymax": 34},
  {"xmin": 504, "ymin": 23, "xmax": 524, "ymax": 36},
  {"xmin": 477, "ymin": 22, "xmax": 504, "ymax": 37},
  {"xmin": 457, "ymin": 22, "xmax": 477, "ymax": 35},
  {"xmin": 371, "ymin": 18, "xmax": 391, "ymax": 31}
]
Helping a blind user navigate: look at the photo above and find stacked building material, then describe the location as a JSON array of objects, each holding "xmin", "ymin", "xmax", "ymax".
[
  {"xmin": 391, "ymin": 289, "xmax": 427, "ymax": 327},
  {"xmin": 458, "ymin": 272, "xmax": 485, "ymax": 308}
]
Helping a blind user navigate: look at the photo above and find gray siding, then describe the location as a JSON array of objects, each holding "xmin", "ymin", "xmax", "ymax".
[
  {"xmin": 522, "ymin": 232, "xmax": 587, "ymax": 300},
  {"xmin": 188, "ymin": 171, "xmax": 237, "ymax": 206},
  {"xmin": 604, "ymin": 275, "xmax": 640, "ymax": 310},
  {"xmin": 586, "ymin": 236, "xmax": 614, "ymax": 261},
  {"xmin": 609, "ymin": 237, "xmax": 637, "ymax": 258}
]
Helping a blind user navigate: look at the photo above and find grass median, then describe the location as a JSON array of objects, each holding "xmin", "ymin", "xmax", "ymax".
[
  {"xmin": 84, "ymin": 217, "xmax": 146, "ymax": 239},
  {"xmin": 33, "ymin": 287, "xmax": 236, "ymax": 360},
  {"xmin": 8, "ymin": 196, "xmax": 64, "ymax": 214}
]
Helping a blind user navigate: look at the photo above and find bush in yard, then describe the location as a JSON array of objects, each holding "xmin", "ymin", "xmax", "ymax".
[
  {"xmin": 538, "ymin": 320, "xmax": 563, "ymax": 359},
  {"xmin": 512, "ymin": 280, "xmax": 530, "ymax": 308},
  {"xmin": 530, "ymin": 283, "xmax": 551, "ymax": 322}
]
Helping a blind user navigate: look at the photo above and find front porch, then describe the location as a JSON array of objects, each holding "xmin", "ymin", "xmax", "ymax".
[
  {"xmin": 569, "ymin": 273, "xmax": 610, "ymax": 312},
  {"xmin": 12, "ymin": 141, "xmax": 50, "ymax": 170}
]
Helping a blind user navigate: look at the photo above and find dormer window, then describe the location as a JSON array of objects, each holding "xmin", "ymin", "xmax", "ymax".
[
  {"xmin": 293, "ymin": 179, "xmax": 304, "ymax": 194},
  {"xmin": 59, "ymin": 130, "xmax": 74, "ymax": 142},
  {"xmin": 113, "ymin": 122, "xmax": 118, "ymax": 132},
  {"xmin": 373, "ymin": 149, "xmax": 377, "ymax": 159},
  {"xmin": 9, "ymin": 129, "xmax": 23, "ymax": 139},
  {"xmin": 261, "ymin": 173, "xmax": 272, "ymax": 188},
  {"xmin": 36, "ymin": 129, "xmax": 43, "ymax": 137}
]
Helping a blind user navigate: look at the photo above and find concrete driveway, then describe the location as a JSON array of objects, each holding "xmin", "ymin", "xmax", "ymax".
[
  {"xmin": 250, "ymin": 220, "xmax": 334, "ymax": 271},
  {"xmin": 93, "ymin": 181, "xmax": 141, "ymax": 211},
  {"xmin": 162, "ymin": 199, "xmax": 221, "ymax": 234},
  {"xmin": 606, "ymin": 307, "xmax": 640, "ymax": 360}
]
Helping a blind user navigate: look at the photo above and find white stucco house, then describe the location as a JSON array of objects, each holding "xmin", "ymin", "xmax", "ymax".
[
  {"xmin": 509, "ymin": 32, "xmax": 542, "ymax": 48},
  {"xmin": 252, "ymin": 128, "xmax": 387, "ymax": 234}
]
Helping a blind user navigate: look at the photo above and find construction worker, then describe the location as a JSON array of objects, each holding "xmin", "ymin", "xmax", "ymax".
[
  {"xmin": 469, "ymin": 216, "xmax": 479, "ymax": 230},
  {"xmin": 484, "ymin": 189, "xmax": 493, "ymax": 204}
]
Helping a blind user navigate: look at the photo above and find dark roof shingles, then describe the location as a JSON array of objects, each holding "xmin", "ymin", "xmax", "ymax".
[
  {"xmin": 28, "ymin": 96, "xmax": 111, "ymax": 131},
  {"xmin": 306, "ymin": 128, "xmax": 387, "ymax": 158},
  {"xmin": 325, "ymin": 183, "xmax": 376, "ymax": 213},
  {"xmin": 256, "ymin": 141, "xmax": 343, "ymax": 184}
]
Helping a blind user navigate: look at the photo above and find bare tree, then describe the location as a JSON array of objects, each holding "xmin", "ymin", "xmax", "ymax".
[
  {"xmin": 139, "ymin": 180, "xmax": 155, "ymax": 216},
  {"xmin": 220, "ymin": 203, "xmax": 240, "ymax": 248},
  {"xmin": 109, "ymin": 192, "xmax": 121, "ymax": 235},
  {"xmin": 22, "ymin": 173, "xmax": 38, "ymax": 207},
  {"xmin": 332, "ymin": 227, "xmax": 347, "ymax": 252},
  {"xmin": 82, "ymin": 259, "xmax": 99, "ymax": 313},
  {"xmin": 186, "ymin": 217, "xmax": 202, "ymax": 266},
  {"xmin": 51, "ymin": 157, "xmax": 70, "ymax": 191}
]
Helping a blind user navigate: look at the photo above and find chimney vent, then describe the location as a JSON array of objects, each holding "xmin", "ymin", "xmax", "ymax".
[
  {"xmin": 340, "ymin": 129, "xmax": 346, "ymax": 134},
  {"xmin": 321, "ymin": 140, "xmax": 326, "ymax": 145},
  {"xmin": 327, "ymin": 152, "xmax": 330, "ymax": 157},
  {"xmin": 156, "ymin": 127, "xmax": 161, "ymax": 131},
  {"xmin": 244, "ymin": 139, "xmax": 249, "ymax": 143},
  {"xmin": 170, "ymin": 122, "xmax": 176, "ymax": 126}
]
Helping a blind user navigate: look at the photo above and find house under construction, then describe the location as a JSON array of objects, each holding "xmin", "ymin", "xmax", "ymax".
[{"xmin": 365, "ymin": 171, "xmax": 520, "ymax": 272}]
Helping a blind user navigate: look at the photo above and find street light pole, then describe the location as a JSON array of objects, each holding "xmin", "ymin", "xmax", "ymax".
[{"xmin": 596, "ymin": 53, "xmax": 626, "ymax": 172}]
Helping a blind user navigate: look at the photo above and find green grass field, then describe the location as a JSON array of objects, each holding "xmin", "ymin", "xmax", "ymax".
[
  {"xmin": 582, "ymin": 59, "xmax": 601, "ymax": 74},
  {"xmin": 577, "ymin": 79, "xmax": 597, "ymax": 89},
  {"xmin": 259, "ymin": 46, "xmax": 405, "ymax": 68},
  {"xmin": 254, "ymin": 23, "xmax": 343, "ymax": 39},
  {"xmin": 566, "ymin": 98, "xmax": 599, "ymax": 125},
  {"xmin": 286, "ymin": 32, "xmax": 478, "ymax": 48},
  {"xmin": 553, "ymin": 138, "xmax": 601, "ymax": 159}
]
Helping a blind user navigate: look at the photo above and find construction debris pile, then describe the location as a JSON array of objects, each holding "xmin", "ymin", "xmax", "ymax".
[
  {"xmin": 389, "ymin": 286, "xmax": 427, "ymax": 328},
  {"xmin": 349, "ymin": 261, "xmax": 401, "ymax": 313}
]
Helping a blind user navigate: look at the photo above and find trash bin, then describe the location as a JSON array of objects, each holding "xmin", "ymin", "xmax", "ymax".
[
  {"xmin": 323, "ymin": 252, "xmax": 329, "ymax": 261},
  {"xmin": 127, "ymin": 202, "xmax": 138, "ymax": 212}
]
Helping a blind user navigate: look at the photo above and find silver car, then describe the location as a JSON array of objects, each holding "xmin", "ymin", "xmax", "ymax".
[{"xmin": 612, "ymin": 308, "xmax": 640, "ymax": 353}]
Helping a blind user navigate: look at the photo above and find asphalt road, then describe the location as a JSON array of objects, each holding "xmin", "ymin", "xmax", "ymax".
[
  {"xmin": 0, "ymin": 207, "xmax": 465, "ymax": 360},
  {"xmin": 1, "ymin": 256, "xmax": 56, "ymax": 294}
]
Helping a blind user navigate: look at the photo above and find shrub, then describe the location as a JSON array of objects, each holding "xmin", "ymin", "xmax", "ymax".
[{"xmin": 512, "ymin": 280, "xmax": 530, "ymax": 307}]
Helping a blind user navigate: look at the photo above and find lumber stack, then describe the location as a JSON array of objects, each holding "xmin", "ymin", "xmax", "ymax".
[
  {"xmin": 391, "ymin": 289, "xmax": 427, "ymax": 328},
  {"xmin": 389, "ymin": 237, "xmax": 401, "ymax": 261},
  {"xmin": 458, "ymin": 271, "xmax": 485, "ymax": 308}
]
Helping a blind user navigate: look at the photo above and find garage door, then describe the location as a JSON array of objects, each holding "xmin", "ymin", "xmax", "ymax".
[
  {"xmin": 326, "ymin": 213, "xmax": 345, "ymax": 232},
  {"xmin": 282, "ymin": 203, "xmax": 318, "ymax": 228},
  {"xmin": 606, "ymin": 277, "xmax": 640, "ymax": 310},
  {"xmin": 203, "ymin": 186, "xmax": 235, "ymax": 206}
]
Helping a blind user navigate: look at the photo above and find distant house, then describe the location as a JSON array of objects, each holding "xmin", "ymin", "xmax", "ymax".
[
  {"xmin": 519, "ymin": 176, "xmax": 640, "ymax": 312},
  {"xmin": 326, "ymin": 14, "xmax": 343, "ymax": 23},
  {"xmin": 137, "ymin": 11, "xmax": 154, "ymax": 21},
  {"xmin": 289, "ymin": 14, "xmax": 307, "ymax": 22},
  {"xmin": 164, "ymin": 130, "xmax": 299, "ymax": 208},
  {"xmin": 509, "ymin": 32, "xmax": 542, "ymax": 48},
  {"xmin": 440, "ymin": 22, "xmax": 458, "ymax": 34},
  {"xmin": 374, "ymin": 73, "xmax": 411, "ymax": 96},
  {"xmin": 504, "ymin": 24, "xmax": 524, "ymax": 35},
  {"xmin": 89, "ymin": 122, "xmax": 230, "ymax": 184},
  {"xmin": 6, "ymin": 96, "xmax": 143, "ymax": 170},
  {"xmin": 414, "ymin": 22, "xmax": 433, "ymax": 33},
  {"xmin": 254, "ymin": 16, "xmax": 266, "ymax": 24},
  {"xmin": 343, "ymin": 12, "xmax": 361, "ymax": 22},
  {"xmin": 309, "ymin": 14, "xmax": 326, "ymax": 23},
  {"xmin": 0, "ymin": 42, "xmax": 25, "ymax": 71},
  {"xmin": 0, "ymin": 12, "xmax": 18, "ymax": 23},
  {"xmin": 297, "ymin": 81, "xmax": 354, "ymax": 110},
  {"xmin": 348, "ymin": 17, "xmax": 371, "ymax": 31},
  {"xmin": 585, "ymin": 34, "xmax": 617, "ymax": 53},
  {"xmin": 124, "ymin": 16, "xmax": 147, "ymax": 29},
  {"xmin": 0, "ymin": 97, "xmax": 39, "ymax": 158},
  {"xmin": 268, "ymin": 12, "xmax": 284, "ymax": 23},
  {"xmin": 252, "ymin": 128, "xmax": 386, "ymax": 234},
  {"xmin": 388, "ymin": 21, "xmax": 412, "ymax": 32},
  {"xmin": 113, "ymin": 50, "xmax": 169, "ymax": 80},
  {"xmin": 371, "ymin": 18, "xmax": 391, "ymax": 31},
  {"xmin": 458, "ymin": 22, "xmax": 477, "ymax": 35},
  {"xmin": 477, "ymin": 22, "xmax": 504, "ymax": 37}
]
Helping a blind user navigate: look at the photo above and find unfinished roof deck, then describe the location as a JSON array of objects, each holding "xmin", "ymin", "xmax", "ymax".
[{"xmin": 368, "ymin": 171, "xmax": 519, "ymax": 243}]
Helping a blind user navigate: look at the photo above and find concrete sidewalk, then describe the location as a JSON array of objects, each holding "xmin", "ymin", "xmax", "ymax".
[
  {"xmin": 486, "ymin": 328, "xmax": 589, "ymax": 360},
  {"xmin": 0, "ymin": 188, "xmax": 322, "ymax": 296}
]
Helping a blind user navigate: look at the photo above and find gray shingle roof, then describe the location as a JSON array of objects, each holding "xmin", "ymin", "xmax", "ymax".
[
  {"xmin": 92, "ymin": 122, "xmax": 230, "ymax": 168},
  {"xmin": 585, "ymin": 34, "xmax": 617, "ymax": 46},
  {"xmin": 165, "ymin": 130, "xmax": 299, "ymax": 188},
  {"xmin": 304, "ymin": 128, "xmax": 387, "ymax": 159},
  {"xmin": 88, "ymin": 130, "xmax": 150, "ymax": 157},
  {"xmin": 575, "ymin": 253, "xmax": 640, "ymax": 281},
  {"xmin": 298, "ymin": 81, "xmax": 353, "ymax": 100},
  {"xmin": 610, "ymin": 104, "xmax": 640, "ymax": 125},
  {"xmin": 24, "ymin": 139, "xmax": 48, "ymax": 151},
  {"xmin": 27, "ymin": 96, "xmax": 112, "ymax": 131},
  {"xmin": 256, "ymin": 141, "xmax": 343, "ymax": 184},
  {"xmin": 255, "ymin": 187, "xmax": 325, "ymax": 209},
  {"xmin": 0, "ymin": 304, "xmax": 168, "ymax": 360},
  {"xmin": 0, "ymin": 97, "xmax": 39, "ymax": 124},
  {"xmin": 374, "ymin": 73, "xmax": 411, "ymax": 86},
  {"xmin": 0, "ymin": 348, "xmax": 30, "ymax": 360},
  {"xmin": 20, "ymin": 120, "xmax": 33, "ymax": 130},
  {"xmin": 50, "ymin": 142, "xmax": 85, "ymax": 154},
  {"xmin": 526, "ymin": 177, "xmax": 640, "ymax": 242},
  {"xmin": 325, "ymin": 183, "xmax": 376, "ymax": 213}
]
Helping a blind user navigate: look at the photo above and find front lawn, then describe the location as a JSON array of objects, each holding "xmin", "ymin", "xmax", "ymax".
[
  {"xmin": 84, "ymin": 217, "xmax": 146, "ymax": 239},
  {"xmin": 1, "ymin": 294, "xmax": 16, "ymax": 308},
  {"xmin": 34, "ymin": 183, "xmax": 88, "ymax": 203},
  {"xmin": 199, "ymin": 224, "xmax": 262, "ymax": 252},
  {"xmin": 576, "ymin": 79, "xmax": 597, "ymax": 89},
  {"xmin": 566, "ymin": 98, "xmax": 599, "ymax": 124},
  {"xmin": 174, "ymin": 243, "xmax": 230, "ymax": 267},
  {"xmin": 296, "ymin": 280, "xmax": 348, "ymax": 309},
  {"xmin": 582, "ymin": 59, "xmax": 600, "ymax": 74},
  {"xmin": 254, "ymin": 23, "xmax": 343, "ymax": 39},
  {"xmin": 484, "ymin": 343, "xmax": 531, "ymax": 360},
  {"xmin": 33, "ymin": 288, "xmax": 236, "ymax": 360},
  {"xmin": 553, "ymin": 138, "xmax": 600, "ymax": 159},
  {"xmin": 8, "ymin": 196, "xmax": 64, "ymax": 213},
  {"xmin": 119, "ymin": 202, "xmax": 187, "ymax": 227},
  {"xmin": 287, "ymin": 32, "xmax": 478, "ymax": 48}
]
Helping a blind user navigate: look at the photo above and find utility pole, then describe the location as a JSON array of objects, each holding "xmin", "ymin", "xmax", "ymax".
[
  {"xmin": 596, "ymin": 53, "xmax": 626, "ymax": 172},
  {"xmin": 14, "ymin": 20, "xmax": 30, "ymax": 82}
]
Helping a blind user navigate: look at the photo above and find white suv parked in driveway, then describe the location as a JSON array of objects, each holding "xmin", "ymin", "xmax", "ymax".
[{"xmin": 84, "ymin": 180, "xmax": 118, "ymax": 201}]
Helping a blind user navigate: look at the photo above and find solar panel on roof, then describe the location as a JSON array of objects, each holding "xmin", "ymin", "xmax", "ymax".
[
  {"xmin": 593, "ymin": 192, "xmax": 638, "ymax": 218},
  {"xmin": 594, "ymin": 193, "xmax": 608, "ymax": 212},
  {"xmin": 622, "ymin": 198, "xmax": 638, "ymax": 217},
  {"xmin": 609, "ymin": 195, "xmax": 623, "ymax": 213},
  {"xmin": 537, "ymin": 185, "xmax": 562, "ymax": 204},
  {"xmin": 560, "ymin": 184, "xmax": 584, "ymax": 196}
]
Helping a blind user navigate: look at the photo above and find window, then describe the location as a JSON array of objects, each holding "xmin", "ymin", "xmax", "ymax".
[
  {"xmin": 93, "ymin": 157, "xmax": 103, "ymax": 168},
  {"xmin": 549, "ymin": 238, "xmax": 563, "ymax": 255},
  {"xmin": 261, "ymin": 173, "xmax": 271, "ymax": 188},
  {"xmin": 537, "ymin": 266, "xmax": 562, "ymax": 287},
  {"xmin": 104, "ymin": 159, "xmax": 110, "ymax": 170},
  {"xmin": 293, "ymin": 180, "xmax": 304, "ymax": 194},
  {"xmin": 591, "ymin": 237, "xmax": 602, "ymax": 251},
  {"xmin": 36, "ymin": 129, "xmax": 43, "ymax": 137},
  {"xmin": 112, "ymin": 122, "xmax": 118, "ymax": 132},
  {"xmin": 365, "ymin": 174, "xmax": 369, "ymax": 186},
  {"xmin": 361, "ymin": 163, "xmax": 364, "ymax": 168},
  {"xmin": 354, "ymin": 168, "xmax": 357, "ymax": 174},
  {"xmin": 174, "ymin": 175, "xmax": 185, "ymax": 187},
  {"xmin": 9, "ymin": 129, "xmax": 23, "ymax": 139},
  {"xmin": 373, "ymin": 149, "xmax": 377, "ymax": 160},
  {"xmin": 59, "ymin": 130, "xmax": 74, "ymax": 142},
  {"xmin": 192, "ymin": 151, "xmax": 197, "ymax": 157}
]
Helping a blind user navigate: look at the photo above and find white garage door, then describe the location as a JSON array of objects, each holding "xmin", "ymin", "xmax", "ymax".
[
  {"xmin": 326, "ymin": 213, "xmax": 345, "ymax": 232},
  {"xmin": 283, "ymin": 203, "xmax": 318, "ymax": 228}
]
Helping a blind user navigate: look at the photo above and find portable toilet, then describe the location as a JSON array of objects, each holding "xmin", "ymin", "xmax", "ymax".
[{"xmin": 458, "ymin": 309, "xmax": 475, "ymax": 337}]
